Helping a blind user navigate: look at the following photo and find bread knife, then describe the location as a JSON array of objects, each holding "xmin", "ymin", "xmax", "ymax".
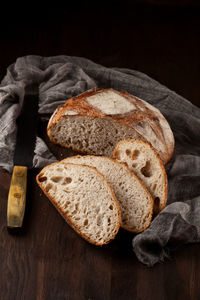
[{"xmin": 7, "ymin": 93, "xmax": 39, "ymax": 228}]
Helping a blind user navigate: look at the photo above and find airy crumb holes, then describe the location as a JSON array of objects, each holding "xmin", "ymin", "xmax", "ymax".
[
  {"xmin": 39, "ymin": 176, "xmax": 47, "ymax": 182},
  {"xmin": 126, "ymin": 149, "xmax": 131, "ymax": 157},
  {"xmin": 109, "ymin": 205, "xmax": 113, "ymax": 210},
  {"xmin": 51, "ymin": 176, "xmax": 63, "ymax": 183},
  {"xmin": 141, "ymin": 161, "xmax": 151, "ymax": 177},
  {"xmin": 84, "ymin": 219, "xmax": 88, "ymax": 226},
  {"xmin": 132, "ymin": 150, "xmax": 140, "ymax": 160},
  {"xmin": 46, "ymin": 183, "xmax": 53, "ymax": 192},
  {"xmin": 108, "ymin": 142, "xmax": 114, "ymax": 147},
  {"xmin": 122, "ymin": 217, "xmax": 128, "ymax": 223},
  {"xmin": 153, "ymin": 183, "xmax": 157, "ymax": 191},
  {"xmin": 64, "ymin": 177, "xmax": 72, "ymax": 184}
]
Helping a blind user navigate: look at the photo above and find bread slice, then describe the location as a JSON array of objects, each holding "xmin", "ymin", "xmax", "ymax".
[
  {"xmin": 113, "ymin": 139, "xmax": 167, "ymax": 214},
  {"xmin": 47, "ymin": 88, "xmax": 174, "ymax": 164},
  {"xmin": 61, "ymin": 156, "xmax": 154, "ymax": 233},
  {"xmin": 36, "ymin": 162, "xmax": 121, "ymax": 245}
]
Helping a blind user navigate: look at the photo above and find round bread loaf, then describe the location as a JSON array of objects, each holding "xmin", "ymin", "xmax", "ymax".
[{"xmin": 47, "ymin": 88, "xmax": 174, "ymax": 164}]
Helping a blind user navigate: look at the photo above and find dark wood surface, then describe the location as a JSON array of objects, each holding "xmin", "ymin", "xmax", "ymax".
[{"xmin": 0, "ymin": 3, "xmax": 200, "ymax": 300}]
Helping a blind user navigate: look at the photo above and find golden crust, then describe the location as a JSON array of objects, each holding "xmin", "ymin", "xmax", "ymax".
[
  {"xmin": 47, "ymin": 88, "xmax": 105, "ymax": 131},
  {"xmin": 61, "ymin": 155, "xmax": 154, "ymax": 233},
  {"xmin": 36, "ymin": 162, "xmax": 121, "ymax": 246},
  {"xmin": 47, "ymin": 88, "xmax": 174, "ymax": 164},
  {"xmin": 113, "ymin": 138, "xmax": 168, "ymax": 214}
]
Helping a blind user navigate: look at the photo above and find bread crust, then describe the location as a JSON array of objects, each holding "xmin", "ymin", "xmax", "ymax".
[
  {"xmin": 62, "ymin": 155, "xmax": 154, "ymax": 233},
  {"xmin": 47, "ymin": 88, "xmax": 174, "ymax": 164},
  {"xmin": 113, "ymin": 138, "xmax": 168, "ymax": 214},
  {"xmin": 36, "ymin": 162, "xmax": 121, "ymax": 246}
]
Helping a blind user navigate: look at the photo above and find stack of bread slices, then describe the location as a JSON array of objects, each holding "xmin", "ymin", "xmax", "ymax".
[{"xmin": 37, "ymin": 88, "xmax": 174, "ymax": 246}]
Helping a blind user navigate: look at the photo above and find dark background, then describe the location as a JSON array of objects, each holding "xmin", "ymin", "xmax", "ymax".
[
  {"xmin": 0, "ymin": 1, "xmax": 200, "ymax": 108},
  {"xmin": 0, "ymin": 1, "xmax": 200, "ymax": 300}
]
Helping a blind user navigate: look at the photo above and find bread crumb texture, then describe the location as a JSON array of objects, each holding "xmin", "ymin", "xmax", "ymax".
[
  {"xmin": 37, "ymin": 163, "xmax": 120, "ymax": 245},
  {"xmin": 113, "ymin": 139, "xmax": 167, "ymax": 214},
  {"xmin": 49, "ymin": 116, "xmax": 140, "ymax": 157},
  {"xmin": 62, "ymin": 156, "xmax": 153, "ymax": 233}
]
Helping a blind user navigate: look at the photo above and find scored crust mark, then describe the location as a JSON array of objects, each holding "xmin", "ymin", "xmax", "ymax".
[
  {"xmin": 85, "ymin": 90, "xmax": 137, "ymax": 115},
  {"xmin": 47, "ymin": 88, "xmax": 174, "ymax": 164}
]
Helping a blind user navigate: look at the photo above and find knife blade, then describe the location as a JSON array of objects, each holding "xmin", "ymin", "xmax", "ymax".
[{"xmin": 7, "ymin": 93, "xmax": 39, "ymax": 228}]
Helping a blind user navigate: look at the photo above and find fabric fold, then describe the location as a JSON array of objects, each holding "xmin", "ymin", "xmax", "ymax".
[{"xmin": 0, "ymin": 55, "xmax": 200, "ymax": 266}]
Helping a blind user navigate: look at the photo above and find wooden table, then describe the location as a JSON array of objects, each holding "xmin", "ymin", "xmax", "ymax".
[{"xmin": 0, "ymin": 3, "xmax": 200, "ymax": 299}]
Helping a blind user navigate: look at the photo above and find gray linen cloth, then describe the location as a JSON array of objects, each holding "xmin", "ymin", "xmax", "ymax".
[{"xmin": 0, "ymin": 55, "xmax": 200, "ymax": 267}]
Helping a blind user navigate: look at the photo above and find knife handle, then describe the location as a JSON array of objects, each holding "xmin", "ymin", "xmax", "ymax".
[{"xmin": 7, "ymin": 166, "xmax": 27, "ymax": 228}]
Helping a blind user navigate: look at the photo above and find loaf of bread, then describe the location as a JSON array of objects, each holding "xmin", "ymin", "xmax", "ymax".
[
  {"xmin": 36, "ymin": 162, "xmax": 121, "ymax": 245},
  {"xmin": 47, "ymin": 88, "xmax": 174, "ymax": 164},
  {"xmin": 61, "ymin": 155, "xmax": 153, "ymax": 233},
  {"xmin": 113, "ymin": 139, "xmax": 167, "ymax": 214}
]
